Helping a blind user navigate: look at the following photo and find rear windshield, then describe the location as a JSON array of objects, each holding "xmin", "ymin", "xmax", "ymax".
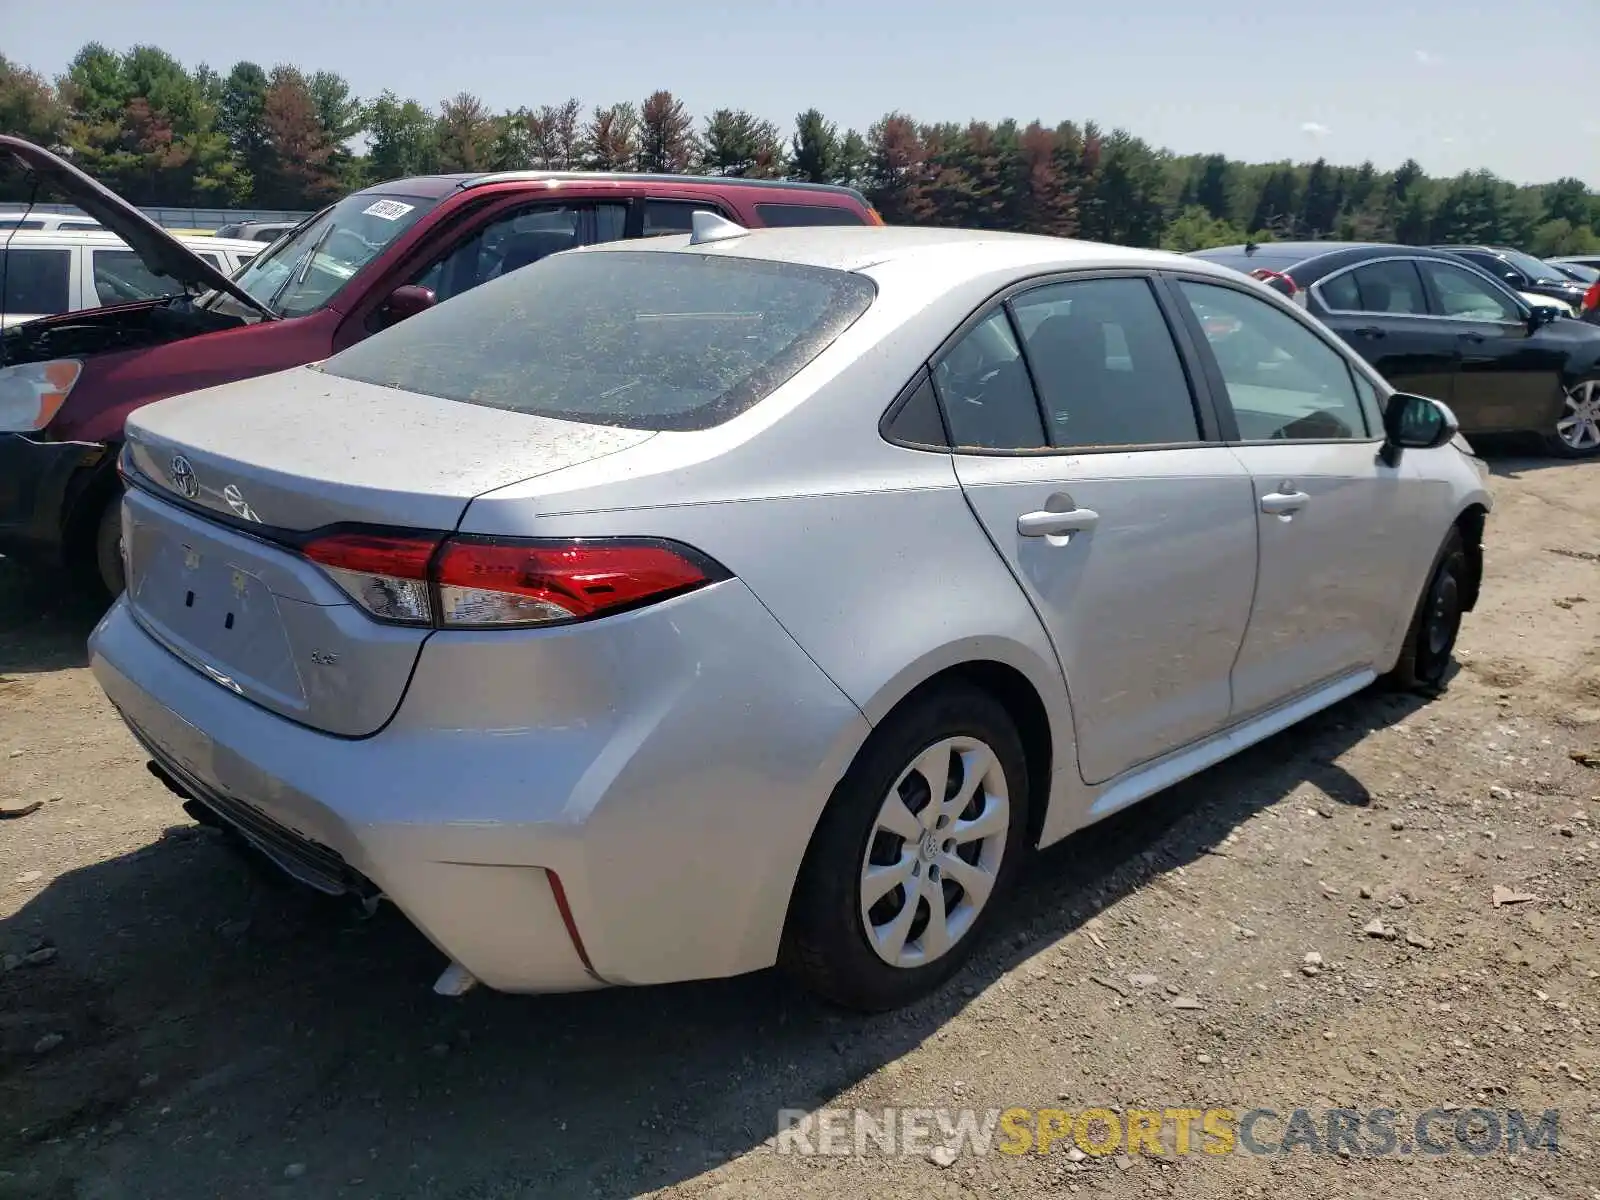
[
  {"xmin": 754, "ymin": 202, "xmax": 867, "ymax": 227},
  {"xmin": 318, "ymin": 249, "xmax": 877, "ymax": 431}
]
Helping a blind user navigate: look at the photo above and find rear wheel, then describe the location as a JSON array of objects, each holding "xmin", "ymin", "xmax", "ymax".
[
  {"xmin": 1547, "ymin": 379, "xmax": 1600, "ymax": 458},
  {"xmin": 1386, "ymin": 527, "xmax": 1466, "ymax": 693},
  {"xmin": 780, "ymin": 683, "xmax": 1029, "ymax": 1011}
]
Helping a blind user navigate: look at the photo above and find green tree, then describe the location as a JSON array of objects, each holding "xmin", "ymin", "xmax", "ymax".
[
  {"xmin": 217, "ymin": 62, "xmax": 270, "ymax": 197},
  {"xmin": 434, "ymin": 91, "xmax": 497, "ymax": 172},
  {"xmin": 0, "ymin": 55, "xmax": 66, "ymax": 153},
  {"xmin": 363, "ymin": 90, "xmax": 438, "ymax": 182},
  {"xmin": 790, "ymin": 108, "xmax": 838, "ymax": 184},
  {"xmin": 699, "ymin": 108, "xmax": 784, "ymax": 177},
  {"xmin": 636, "ymin": 90, "xmax": 695, "ymax": 173}
]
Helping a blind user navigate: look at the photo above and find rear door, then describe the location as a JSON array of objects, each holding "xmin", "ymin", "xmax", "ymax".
[
  {"xmin": 1169, "ymin": 275, "xmax": 1420, "ymax": 713},
  {"xmin": 942, "ymin": 273, "xmax": 1259, "ymax": 785},
  {"xmin": 1311, "ymin": 256, "xmax": 1459, "ymax": 405},
  {"xmin": 1415, "ymin": 257, "xmax": 1564, "ymax": 434}
]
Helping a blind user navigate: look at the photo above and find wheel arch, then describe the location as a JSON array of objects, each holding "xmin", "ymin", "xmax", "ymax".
[{"xmin": 1454, "ymin": 502, "xmax": 1488, "ymax": 612}]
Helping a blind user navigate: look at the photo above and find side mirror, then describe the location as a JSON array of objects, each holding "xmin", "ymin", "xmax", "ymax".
[
  {"xmin": 1528, "ymin": 303, "xmax": 1563, "ymax": 328},
  {"xmin": 1380, "ymin": 391, "xmax": 1459, "ymax": 464},
  {"xmin": 382, "ymin": 284, "xmax": 437, "ymax": 326}
]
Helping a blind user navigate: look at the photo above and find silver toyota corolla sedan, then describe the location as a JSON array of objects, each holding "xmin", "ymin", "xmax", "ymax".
[{"xmin": 89, "ymin": 216, "xmax": 1493, "ymax": 1012}]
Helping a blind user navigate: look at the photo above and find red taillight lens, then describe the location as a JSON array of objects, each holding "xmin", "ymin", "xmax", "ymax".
[
  {"xmin": 302, "ymin": 531, "xmax": 441, "ymax": 624},
  {"xmin": 434, "ymin": 537, "xmax": 718, "ymax": 628},
  {"xmin": 1584, "ymin": 282, "xmax": 1600, "ymax": 313},
  {"xmin": 1248, "ymin": 267, "xmax": 1298, "ymax": 297},
  {"xmin": 300, "ymin": 531, "xmax": 723, "ymax": 629}
]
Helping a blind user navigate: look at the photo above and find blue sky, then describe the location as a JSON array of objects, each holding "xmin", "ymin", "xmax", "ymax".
[{"xmin": 10, "ymin": 0, "xmax": 1599, "ymax": 185}]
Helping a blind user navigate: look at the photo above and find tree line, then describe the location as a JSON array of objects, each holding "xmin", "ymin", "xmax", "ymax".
[{"xmin": 2, "ymin": 43, "xmax": 1598, "ymax": 256}]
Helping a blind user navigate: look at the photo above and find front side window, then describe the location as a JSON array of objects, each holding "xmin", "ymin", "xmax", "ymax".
[
  {"xmin": 932, "ymin": 309, "xmax": 1046, "ymax": 449},
  {"xmin": 410, "ymin": 202, "xmax": 627, "ymax": 303},
  {"xmin": 216, "ymin": 191, "xmax": 437, "ymax": 318},
  {"xmin": 0, "ymin": 248, "xmax": 70, "ymax": 315},
  {"xmin": 1179, "ymin": 279, "xmax": 1368, "ymax": 441},
  {"xmin": 320, "ymin": 249, "xmax": 875, "ymax": 432},
  {"xmin": 1012, "ymin": 277, "xmax": 1199, "ymax": 449},
  {"xmin": 92, "ymin": 249, "xmax": 183, "ymax": 305},
  {"xmin": 1419, "ymin": 260, "xmax": 1522, "ymax": 322}
]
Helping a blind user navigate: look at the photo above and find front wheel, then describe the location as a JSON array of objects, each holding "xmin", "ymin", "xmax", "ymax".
[
  {"xmin": 1547, "ymin": 379, "xmax": 1600, "ymax": 458},
  {"xmin": 93, "ymin": 492, "xmax": 125, "ymax": 599},
  {"xmin": 779, "ymin": 683, "xmax": 1030, "ymax": 1012},
  {"xmin": 1385, "ymin": 527, "xmax": 1466, "ymax": 693}
]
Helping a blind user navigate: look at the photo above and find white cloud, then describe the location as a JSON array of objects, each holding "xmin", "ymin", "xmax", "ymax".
[
  {"xmin": 1300, "ymin": 121, "xmax": 1331, "ymax": 137},
  {"xmin": 1415, "ymin": 49, "xmax": 1438, "ymax": 65}
]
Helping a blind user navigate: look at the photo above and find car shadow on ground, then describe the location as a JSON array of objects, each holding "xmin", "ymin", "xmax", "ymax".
[
  {"xmin": 0, "ymin": 682, "xmax": 1428, "ymax": 1199},
  {"xmin": 0, "ymin": 561, "xmax": 104, "ymax": 675}
]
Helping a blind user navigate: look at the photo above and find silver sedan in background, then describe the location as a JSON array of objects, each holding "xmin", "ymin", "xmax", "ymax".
[{"xmin": 89, "ymin": 217, "xmax": 1492, "ymax": 1012}]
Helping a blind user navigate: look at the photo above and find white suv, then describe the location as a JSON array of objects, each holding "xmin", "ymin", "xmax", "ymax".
[{"xmin": 0, "ymin": 230, "xmax": 263, "ymax": 326}]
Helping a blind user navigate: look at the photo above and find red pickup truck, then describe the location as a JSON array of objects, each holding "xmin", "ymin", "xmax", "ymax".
[{"xmin": 0, "ymin": 136, "xmax": 881, "ymax": 594}]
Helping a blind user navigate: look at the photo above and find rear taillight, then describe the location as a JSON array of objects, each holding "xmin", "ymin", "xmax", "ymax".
[
  {"xmin": 1249, "ymin": 268, "xmax": 1300, "ymax": 302},
  {"xmin": 1584, "ymin": 282, "xmax": 1600, "ymax": 313},
  {"xmin": 300, "ymin": 531, "xmax": 724, "ymax": 629},
  {"xmin": 302, "ymin": 532, "xmax": 441, "ymax": 623}
]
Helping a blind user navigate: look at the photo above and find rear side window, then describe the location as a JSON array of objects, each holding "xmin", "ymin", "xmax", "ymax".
[
  {"xmin": 320, "ymin": 250, "xmax": 876, "ymax": 432},
  {"xmin": 1, "ymin": 248, "xmax": 70, "ymax": 314},
  {"xmin": 932, "ymin": 309, "xmax": 1046, "ymax": 449},
  {"xmin": 1350, "ymin": 260, "xmax": 1428, "ymax": 314},
  {"xmin": 0, "ymin": 219, "xmax": 45, "ymax": 231},
  {"xmin": 642, "ymin": 200, "xmax": 724, "ymax": 237},
  {"xmin": 754, "ymin": 203, "xmax": 867, "ymax": 227},
  {"xmin": 1012, "ymin": 277, "xmax": 1199, "ymax": 448}
]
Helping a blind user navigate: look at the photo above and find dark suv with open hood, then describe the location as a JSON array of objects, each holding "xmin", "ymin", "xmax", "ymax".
[{"xmin": 0, "ymin": 136, "xmax": 882, "ymax": 595}]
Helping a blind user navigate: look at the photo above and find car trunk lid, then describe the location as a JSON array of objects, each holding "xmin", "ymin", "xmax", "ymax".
[{"xmin": 121, "ymin": 367, "xmax": 655, "ymax": 735}]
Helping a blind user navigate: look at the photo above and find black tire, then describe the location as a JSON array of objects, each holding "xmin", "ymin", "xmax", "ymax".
[
  {"xmin": 1545, "ymin": 378, "xmax": 1600, "ymax": 458},
  {"xmin": 93, "ymin": 493, "xmax": 126, "ymax": 600},
  {"xmin": 779, "ymin": 682, "xmax": 1030, "ymax": 1012},
  {"xmin": 1385, "ymin": 526, "xmax": 1466, "ymax": 694}
]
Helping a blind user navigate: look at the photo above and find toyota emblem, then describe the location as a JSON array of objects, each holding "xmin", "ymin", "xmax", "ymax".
[{"xmin": 169, "ymin": 454, "xmax": 199, "ymax": 499}]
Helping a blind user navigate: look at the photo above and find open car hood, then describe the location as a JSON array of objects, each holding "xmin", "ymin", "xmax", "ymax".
[{"xmin": 0, "ymin": 136, "xmax": 276, "ymax": 320}]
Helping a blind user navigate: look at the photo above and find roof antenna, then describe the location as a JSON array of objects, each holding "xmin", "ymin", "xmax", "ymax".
[
  {"xmin": 0, "ymin": 167, "xmax": 41, "ymax": 368},
  {"xmin": 689, "ymin": 210, "xmax": 749, "ymax": 246}
]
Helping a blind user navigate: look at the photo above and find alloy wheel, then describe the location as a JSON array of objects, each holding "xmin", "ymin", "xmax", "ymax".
[
  {"xmin": 858, "ymin": 736, "xmax": 1010, "ymax": 969},
  {"xmin": 1557, "ymin": 380, "xmax": 1600, "ymax": 453}
]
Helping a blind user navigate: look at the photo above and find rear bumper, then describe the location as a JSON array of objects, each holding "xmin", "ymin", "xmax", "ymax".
[
  {"xmin": 0, "ymin": 432, "xmax": 108, "ymax": 563},
  {"xmin": 89, "ymin": 583, "xmax": 870, "ymax": 994}
]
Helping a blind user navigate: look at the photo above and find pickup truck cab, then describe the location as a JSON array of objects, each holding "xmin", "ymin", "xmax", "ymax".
[{"xmin": 0, "ymin": 135, "xmax": 881, "ymax": 594}]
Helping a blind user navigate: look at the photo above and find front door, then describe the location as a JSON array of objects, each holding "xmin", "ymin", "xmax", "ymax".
[
  {"xmin": 1415, "ymin": 257, "xmax": 1565, "ymax": 435},
  {"xmin": 1169, "ymin": 275, "xmax": 1419, "ymax": 713},
  {"xmin": 938, "ymin": 276, "xmax": 1259, "ymax": 785},
  {"xmin": 1312, "ymin": 256, "xmax": 1459, "ymax": 406}
]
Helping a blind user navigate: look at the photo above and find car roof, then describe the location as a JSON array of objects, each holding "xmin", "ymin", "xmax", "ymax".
[
  {"xmin": 358, "ymin": 170, "xmax": 869, "ymax": 202},
  {"xmin": 575, "ymin": 223, "xmax": 1232, "ymax": 280}
]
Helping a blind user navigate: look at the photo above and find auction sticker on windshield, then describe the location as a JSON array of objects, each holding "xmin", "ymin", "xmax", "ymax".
[{"xmin": 362, "ymin": 200, "xmax": 415, "ymax": 221}]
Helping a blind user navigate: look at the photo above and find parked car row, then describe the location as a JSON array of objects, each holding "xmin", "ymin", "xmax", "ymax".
[
  {"xmin": 1192, "ymin": 241, "xmax": 1600, "ymax": 457},
  {"xmin": 0, "ymin": 133, "xmax": 1558, "ymax": 1016},
  {"xmin": 0, "ymin": 134, "xmax": 880, "ymax": 596}
]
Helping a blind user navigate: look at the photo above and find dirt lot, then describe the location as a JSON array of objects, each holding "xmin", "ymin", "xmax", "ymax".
[{"xmin": 2, "ymin": 450, "xmax": 1598, "ymax": 1200}]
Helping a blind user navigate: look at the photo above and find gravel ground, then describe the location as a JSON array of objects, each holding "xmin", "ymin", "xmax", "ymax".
[{"xmin": 1, "ymin": 448, "xmax": 1598, "ymax": 1200}]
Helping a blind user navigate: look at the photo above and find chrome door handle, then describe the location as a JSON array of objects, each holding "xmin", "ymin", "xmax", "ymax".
[
  {"xmin": 1260, "ymin": 490, "xmax": 1310, "ymax": 515},
  {"xmin": 1017, "ymin": 507, "xmax": 1100, "ymax": 537}
]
